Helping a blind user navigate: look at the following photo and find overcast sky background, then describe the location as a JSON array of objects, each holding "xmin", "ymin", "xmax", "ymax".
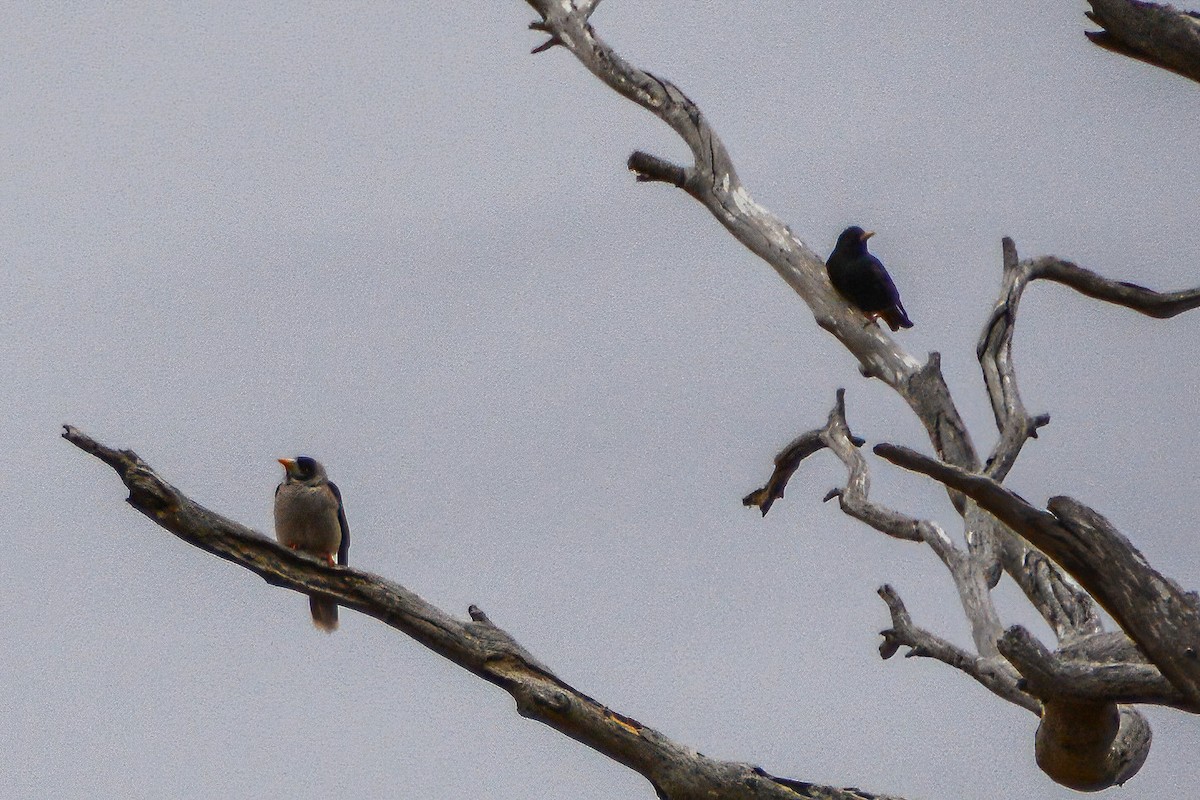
[{"xmin": 4, "ymin": 2, "xmax": 1199, "ymax": 798}]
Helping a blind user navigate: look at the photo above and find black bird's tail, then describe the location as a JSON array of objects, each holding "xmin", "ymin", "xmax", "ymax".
[{"xmin": 882, "ymin": 303, "xmax": 913, "ymax": 331}]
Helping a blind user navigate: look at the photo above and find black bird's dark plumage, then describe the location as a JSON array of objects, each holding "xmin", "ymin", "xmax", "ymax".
[{"xmin": 825, "ymin": 226, "xmax": 913, "ymax": 331}]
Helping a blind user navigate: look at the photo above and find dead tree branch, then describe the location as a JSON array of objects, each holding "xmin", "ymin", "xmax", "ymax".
[
  {"xmin": 873, "ymin": 442, "xmax": 1200, "ymax": 709},
  {"xmin": 741, "ymin": 420, "xmax": 863, "ymax": 517},
  {"xmin": 63, "ymin": 425, "xmax": 902, "ymax": 800},
  {"xmin": 877, "ymin": 585, "xmax": 1036, "ymax": 712},
  {"xmin": 521, "ymin": 0, "xmax": 980, "ymax": 486},
  {"xmin": 1085, "ymin": 0, "xmax": 1200, "ymax": 84},
  {"xmin": 1001, "ymin": 627, "xmax": 1194, "ymax": 711},
  {"xmin": 516, "ymin": 2, "xmax": 1182, "ymax": 789},
  {"xmin": 815, "ymin": 392, "xmax": 1006, "ymax": 657}
]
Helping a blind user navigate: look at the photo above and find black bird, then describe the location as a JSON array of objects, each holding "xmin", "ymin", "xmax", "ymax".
[{"xmin": 825, "ymin": 226, "xmax": 913, "ymax": 332}]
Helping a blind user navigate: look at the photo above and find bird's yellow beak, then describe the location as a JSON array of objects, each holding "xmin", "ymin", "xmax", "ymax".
[
  {"xmin": 277, "ymin": 457, "xmax": 297, "ymax": 473},
  {"xmin": 861, "ymin": 230, "xmax": 875, "ymax": 241}
]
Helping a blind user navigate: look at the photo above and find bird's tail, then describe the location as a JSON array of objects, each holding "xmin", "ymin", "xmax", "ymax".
[
  {"xmin": 310, "ymin": 596, "xmax": 339, "ymax": 633},
  {"xmin": 882, "ymin": 303, "xmax": 914, "ymax": 331}
]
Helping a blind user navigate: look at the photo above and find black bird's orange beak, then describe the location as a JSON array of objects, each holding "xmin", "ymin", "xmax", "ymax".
[
  {"xmin": 278, "ymin": 457, "xmax": 297, "ymax": 474},
  {"xmin": 861, "ymin": 230, "xmax": 875, "ymax": 242}
]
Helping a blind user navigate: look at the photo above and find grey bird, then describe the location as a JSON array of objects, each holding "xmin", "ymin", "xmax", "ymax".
[{"xmin": 274, "ymin": 456, "xmax": 350, "ymax": 632}]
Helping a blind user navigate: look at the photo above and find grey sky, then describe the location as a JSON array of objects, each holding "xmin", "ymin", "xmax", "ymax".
[{"xmin": 4, "ymin": 2, "xmax": 1198, "ymax": 798}]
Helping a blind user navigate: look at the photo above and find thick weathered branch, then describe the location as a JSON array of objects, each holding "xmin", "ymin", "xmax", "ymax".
[
  {"xmin": 1000, "ymin": 627, "xmax": 1156, "ymax": 791},
  {"xmin": 522, "ymin": 0, "xmax": 981, "ymax": 482},
  {"xmin": 1086, "ymin": 0, "xmax": 1200, "ymax": 84},
  {"xmin": 874, "ymin": 442, "xmax": 1200, "ymax": 709},
  {"xmin": 1001, "ymin": 627, "xmax": 1193, "ymax": 710},
  {"xmin": 63, "ymin": 426, "xmax": 900, "ymax": 800}
]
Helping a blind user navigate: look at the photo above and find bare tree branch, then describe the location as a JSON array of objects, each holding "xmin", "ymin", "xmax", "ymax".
[
  {"xmin": 977, "ymin": 238, "xmax": 1052, "ymax": 482},
  {"xmin": 521, "ymin": 0, "xmax": 983, "ymax": 484},
  {"xmin": 1085, "ymin": 0, "xmax": 1200, "ymax": 84},
  {"xmin": 1026, "ymin": 255, "xmax": 1200, "ymax": 318},
  {"xmin": 741, "ymin": 421, "xmax": 863, "ymax": 517},
  {"xmin": 877, "ymin": 585, "xmax": 1037, "ymax": 712},
  {"xmin": 873, "ymin": 442, "xmax": 1200, "ymax": 709},
  {"xmin": 815, "ymin": 392, "xmax": 1006, "ymax": 656},
  {"xmin": 977, "ymin": 238, "xmax": 1200, "ymax": 481},
  {"xmin": 63, "ymin": 425, "xmax": 903, "ymax": 800},
  {"xmin": 1000, "ymin": 627, "xmax": 1194, "ymax": 710}
]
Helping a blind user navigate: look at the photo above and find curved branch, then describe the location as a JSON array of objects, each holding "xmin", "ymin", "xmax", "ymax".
[
  {"xmin": 63, "ymin": 426, "xmax": 902, "ymax": 800},
  {"xmin": 1027, "ymin": 255, "xmax": 1200, "ymax": 318},
  {"xmin": 1086, "ymin": 0, "xmax": 1200, "ymax": 84},
  {"xmin": 522, "ymin": 0, "xmax": 981, "ymax": 479},
  {"xmin": 741, "ymin": 420, "xmax": 863, "ymax": 517},
  {"xmin": 978, "ymin": 240, "xmax": 1200, "ymax": 482},
  {"xmin": 873, "ymin": 442, "xmax": 1200, "ymax": 709},
  {"xmin": 817, "ymin": 392, "xmax": 1004, "ymax": 656},
  {"xmin": 977, "ymin": 238, "xmax": 1052, "ymax": 481}
]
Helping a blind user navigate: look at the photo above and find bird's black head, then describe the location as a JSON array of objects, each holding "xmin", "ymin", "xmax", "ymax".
[
  {"xmin": 295, "ymin": 456, "xmax": 318, "ymax": 479},
  {"xmin": 279, "ymin": 455, "xmax": 325, "ymax": 483},
  {"xmin": 834, "ymin": 225, "xmax": 875, "ymax": 255}
]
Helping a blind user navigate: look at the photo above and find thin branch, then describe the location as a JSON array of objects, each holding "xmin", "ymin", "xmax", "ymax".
[
  {"xmin": 876, "ymin": 586, "xmax": 1037, "ymax": 713},
  {"xmin": 1027, "ymin": 255, "xmax": 1200, "ymax": 318},
  {"xmin": 1085, "ymin": 0, "xmax": 1200, "ymax": 84},
  {"xmin": 63, "ymin": 425, "xmax": 902, "ymax": 800},
  {"xmin": 741, "ymin": 424, "xmax": 863, "ymax": 517},
  {"xmin": 977, "ymin": 240, "xmax": 1200, "ymax": 481},
  {"xmin": 815, "ymin": 393, "xmax": 1006, "ymax": 656},
  {"xmin": 873, "ymin": 442, "xmax": 1200, "ymax": 709},
  {"xmin": 977, "ymin": 238, "xmax": 1052, "ymax": 482}
]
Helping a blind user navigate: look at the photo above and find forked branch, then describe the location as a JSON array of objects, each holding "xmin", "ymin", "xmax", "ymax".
[{"xmin": 874, "ymin": 442, "xmax": 1200, "ymax": 709}]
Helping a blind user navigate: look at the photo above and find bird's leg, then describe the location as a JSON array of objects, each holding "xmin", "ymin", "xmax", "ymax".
[{"xmin": 324, "ymin": 553, "xmax": 336, "ymax": 567}]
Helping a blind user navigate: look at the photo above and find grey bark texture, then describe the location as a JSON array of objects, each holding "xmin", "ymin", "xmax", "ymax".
[{"xmin": 1086, "ymin": 0, "xmax": 1200, "ymax": 83}]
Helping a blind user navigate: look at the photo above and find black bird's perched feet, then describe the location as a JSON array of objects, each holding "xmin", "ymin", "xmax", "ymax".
[{"xmin": 826, "ymin": 226, "xmax": 913, "ymax": 332}]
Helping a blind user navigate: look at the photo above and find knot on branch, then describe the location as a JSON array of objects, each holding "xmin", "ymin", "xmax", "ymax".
[
  {"xmin": 627, "ymin": 151, "xmax": 688, "ymax": 187},
  {"xmin": 1036, "ymin": 701, "xmax": 1151, "ymax": 790}
]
